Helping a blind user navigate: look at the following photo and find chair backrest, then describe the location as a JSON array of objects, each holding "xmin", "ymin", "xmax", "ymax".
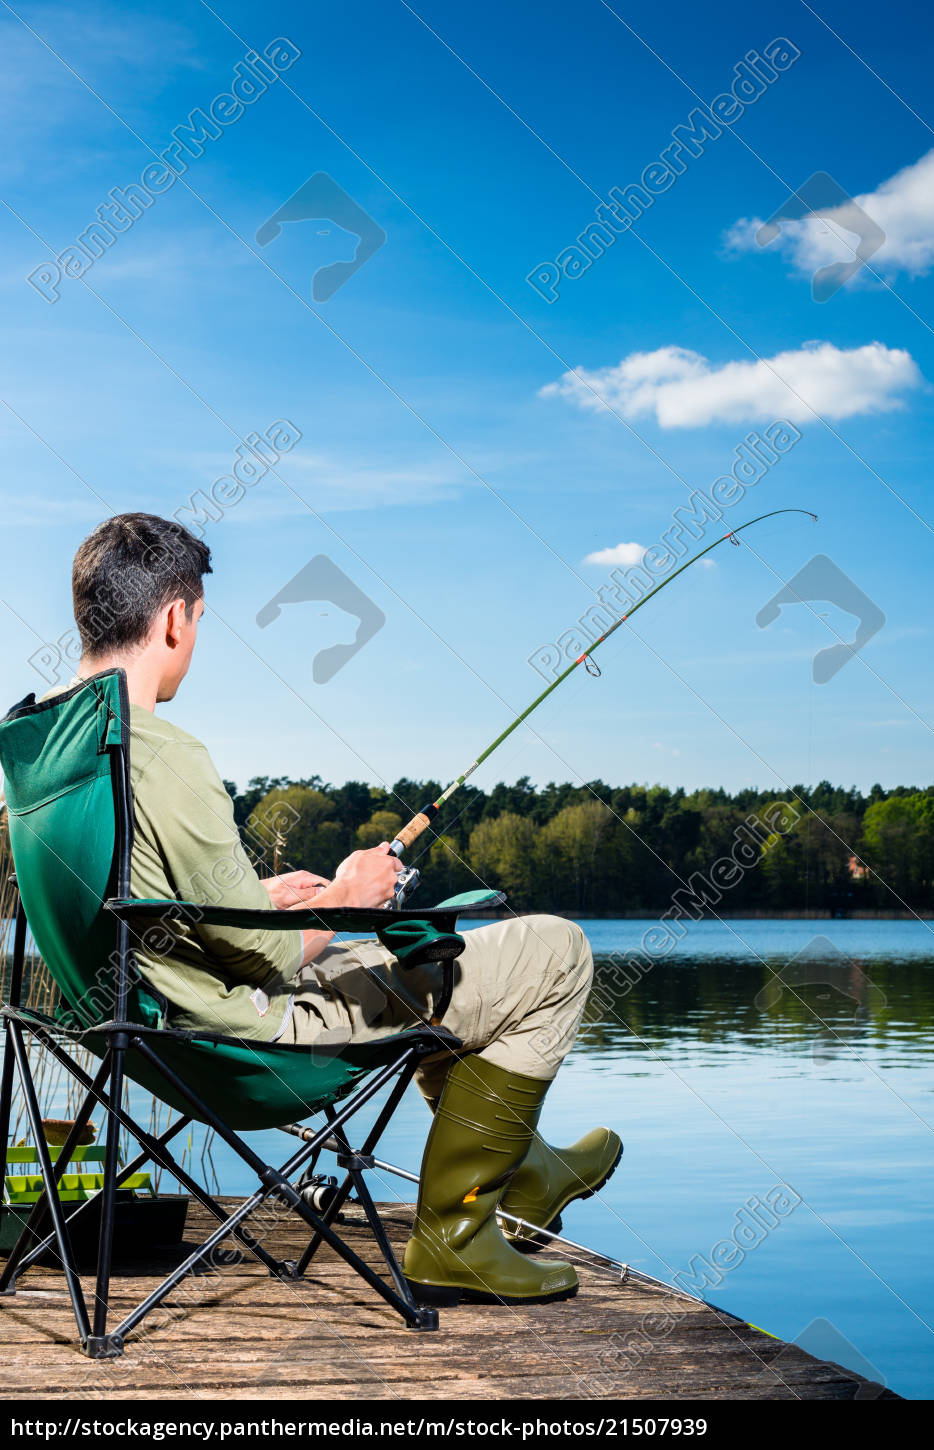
[{"xmin": 0, "ymin": 670, "xmax": 156, "ymax": 1028}]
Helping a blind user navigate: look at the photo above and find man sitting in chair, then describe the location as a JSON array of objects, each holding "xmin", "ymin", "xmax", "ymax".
[{"xmin": 54, "ymin": 513, "xmax": 621, "ymax": 1307}]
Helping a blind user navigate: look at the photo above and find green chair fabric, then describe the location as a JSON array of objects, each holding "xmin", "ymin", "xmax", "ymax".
[
  {"xmin": 97, "ymin": 1029, "xmax": 426, "ymax": 1133},
  {"xmin": 0, "ymin": 673, "xmax": 159, "ymax": 1028},
  {"xmin": 0, "ymin": 670, "xmax": 500, "ymax": 1133}
]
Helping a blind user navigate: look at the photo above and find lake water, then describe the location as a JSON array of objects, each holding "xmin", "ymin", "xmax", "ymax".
[{"xmin": 7, "ymin": 916, "xmax": 934, "ymax": 1397}]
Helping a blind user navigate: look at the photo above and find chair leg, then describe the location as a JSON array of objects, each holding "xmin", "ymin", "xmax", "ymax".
[
  {"xmin": 292, "ymin": 1058, "xmax": 416, "ymax": 1277},
  {"xmin": 127, "ymin": 1037, "xmax": 439, "ymax": 1331},
  {"xmin": 262, "ymin": 1172, "xmax": 439, "ymax": 1332},
  {"xmin": 346, "ymin": 1162, "xmax": 415, "ymax": 1309},
  {"xmin": 281, "ymin": 1061, "xmax": 437, "ymax": 1327},
  {"xmin": 0, "ymin": 1021, "xmax": 19, "ymax": 1269},
  {"xmin": 5, "ymin": 1022, "xmax": 91, "ymax": 1343},
  {"xmin": 85, "ymin": 1035, "xmax": 128, "ymax": 1358},
  {"xmin": 20, "ymin": 1018, "xmax": 294, "ymax": 1281},
  {"xmin": 0, "ymin": 1055, "xmax": 111, "ymax": 1292},
  {"xmin": 0, "ymin": 904, "xmax": 28, "ymax": 1244},
  {"xmin": 315, "ymin": 1116, "xmax": 419, "ymax": 1312}
]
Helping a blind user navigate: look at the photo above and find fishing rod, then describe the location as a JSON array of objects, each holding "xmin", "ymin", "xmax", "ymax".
[{"xmin": 388, "ymin": 507, "xmax": 816, "ymax": 904}]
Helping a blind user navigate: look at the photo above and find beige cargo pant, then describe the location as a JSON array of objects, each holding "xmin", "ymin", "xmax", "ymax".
[{"xmin": 280, "ymin": 914, "xmax": 593, "ymax": 1095}]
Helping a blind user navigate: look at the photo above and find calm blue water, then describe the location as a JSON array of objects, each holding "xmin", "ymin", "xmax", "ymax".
[
  {"xmin": 8, "ymin": 916, "xmax": 934, "ymax": 1397},
  {"xmin": 210, "ymin": 917, "xmax": 934, "ymax": 1398}
]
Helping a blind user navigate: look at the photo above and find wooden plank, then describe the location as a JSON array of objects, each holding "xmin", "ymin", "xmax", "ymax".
[{"xmin": 0, "ymin": 1199, "xmax": 895, "ymax": 1401}]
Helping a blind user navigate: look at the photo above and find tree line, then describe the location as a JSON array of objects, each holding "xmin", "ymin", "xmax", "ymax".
[{"xmin": 224, "ymin": 775, "xmax": 934, "ymax": 916}]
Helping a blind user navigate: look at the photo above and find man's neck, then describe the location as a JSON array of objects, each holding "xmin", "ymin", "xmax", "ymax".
[{"xmin": 78, "ymin": 654, "xmax": 161, "ymax": 712}]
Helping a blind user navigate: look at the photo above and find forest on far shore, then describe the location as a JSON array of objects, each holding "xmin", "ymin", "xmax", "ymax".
[{"xmin": 224, "ymin": 775, "xmax": 934, "ymax": 916}]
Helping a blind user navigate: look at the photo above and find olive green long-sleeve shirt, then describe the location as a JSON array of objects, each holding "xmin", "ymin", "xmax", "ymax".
[
  {"xmin": 126, "ymin": 705, "xmax": 302, "ymax": 1039},
  {"xmin": 42, "ymin": 685, "xmax": 303, "ymax": 1039}
]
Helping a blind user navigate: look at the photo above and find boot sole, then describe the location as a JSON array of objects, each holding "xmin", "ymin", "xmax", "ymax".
[
  {"xmin": 506, "ymin": 1139, "xmax": 624, "ymax": 1252},
  {"xmin": 405, "ymin": 1276, "xmax": 579, "ymax": 1308}
]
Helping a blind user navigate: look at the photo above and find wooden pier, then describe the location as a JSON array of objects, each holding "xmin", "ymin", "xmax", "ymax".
[{"xmin": 0, "ymin": 1200, "xmax": 894, "ymax": 1401}]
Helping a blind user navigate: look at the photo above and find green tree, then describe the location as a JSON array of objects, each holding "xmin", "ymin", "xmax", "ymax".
[
  {"xmin": 222, "ymin": 770, "xmax": 932, "ymax": 914},
  {"xmin": 469, "ymin": 812, "xmax": 540, "ymax": 905},
  {"xmin": 246, "ymin": 785, "xmax": 341, "ymax": 874},
  {"xmin": 420, "ymin": 832, "xmax": 468, "ymax": 902},
  {"xmin": 355, "ymin": 810, "xmax": 404, "ymax": 850},
  {"xmin": 862, "ymin": 793, "xmax": 934, "ymax": 906},
  {"xmin": 539, "ymin": 801, "xmax": 613, "ymax": 913}
]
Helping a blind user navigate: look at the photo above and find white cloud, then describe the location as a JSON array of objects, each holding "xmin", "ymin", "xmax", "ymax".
[
  {"xmin": 583, "ymin": 541, "xmax": 646, "ymax": 567},
  {"xmin": 541, "ymin": 341, "xmax": 921, "ymax": 428},
  {"xmin": 725, "ymin": 149, "xmax": 934, "ymax": 284}
]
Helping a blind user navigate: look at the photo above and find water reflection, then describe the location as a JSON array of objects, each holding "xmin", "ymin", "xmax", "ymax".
[{"xmin": 579, "ymin": 950, "xmax": 934, "ymax": 1065}]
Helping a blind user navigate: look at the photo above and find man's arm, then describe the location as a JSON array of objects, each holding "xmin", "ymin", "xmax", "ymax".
[
  {"xmin": 133, "ymin": 737, "xmax": 306, "ymax": 985},
  {"xmin": 261, "ymin": 844, "xmax": 404, "ymax": 968}
]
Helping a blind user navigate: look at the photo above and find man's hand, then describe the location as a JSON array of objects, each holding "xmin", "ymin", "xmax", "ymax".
[
  {"xmin": 262, "ymin": 870, "xmax": 330, "ymax": 911},
  {"xmin": 327, "ymin": 842, "xmax": 404, "ymax": 908},
  {"xmin": 278, "ymin": 846, "xmax": 403, "ymax": 970}
]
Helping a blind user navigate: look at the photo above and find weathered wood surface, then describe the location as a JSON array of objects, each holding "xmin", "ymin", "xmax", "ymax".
[{"xmin": 0, "ymin": 1200, "xmax": 894, "ymax": 1401}]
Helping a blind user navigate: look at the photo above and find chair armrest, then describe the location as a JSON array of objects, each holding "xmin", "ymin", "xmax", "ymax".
[
  {"xmin": 432, "ymin": 888, "xmax": 505, "ymax": 911},
  {"xmin": 105, "ymin": 897, "xmax": 462, "ymax": 935}
]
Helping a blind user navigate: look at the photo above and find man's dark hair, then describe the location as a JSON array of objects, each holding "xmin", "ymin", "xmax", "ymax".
[{"xmin": 73, "ymin": 514, "xmax": 212, "ymax": 655}]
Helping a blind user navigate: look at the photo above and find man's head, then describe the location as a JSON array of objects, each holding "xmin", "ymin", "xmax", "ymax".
[{"xmin": 73, "ymin": 514, "xmax": 212, "ymax": 702}]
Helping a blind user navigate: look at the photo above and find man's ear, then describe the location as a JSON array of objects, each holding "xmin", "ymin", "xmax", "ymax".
[{"xmin": 164, "ymin": 597, "xmax": 188, "ymax": 648}]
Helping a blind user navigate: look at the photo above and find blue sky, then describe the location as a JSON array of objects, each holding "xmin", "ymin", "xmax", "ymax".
[{"xmin": 1, "ymin": 0, "xmax": 932, "ymax": 799}]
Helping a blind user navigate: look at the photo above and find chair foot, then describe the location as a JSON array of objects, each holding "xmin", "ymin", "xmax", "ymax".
[
  {"xmin": 83, "ymin": 1334, "xmax": 124, "ymax": 1359},
  {"xmin": 270, "ymin": 1259, "xmax": 304, "ymax": 1281},
  {"xmin": 407, "ymin": 1307, "xmax": 440, "ymax": 1331}
]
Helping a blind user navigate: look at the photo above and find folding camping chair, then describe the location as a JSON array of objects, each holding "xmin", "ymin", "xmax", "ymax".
[{"xmin": 0, "ymin": 668, "xmax": 498, "ymax": 1357}]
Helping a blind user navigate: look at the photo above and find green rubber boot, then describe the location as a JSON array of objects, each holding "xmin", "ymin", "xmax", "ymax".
[
  {"xmin": 403, "ymin": 1056, "xmax": 579, "ymax": 1306},
  {"xmin": 500, "ymin": 1127, "xmax": 623, "ymax": 1250},
  {"xmin": 420, "ymin": 1091, "xmax": 622, "ymax": 1253}
]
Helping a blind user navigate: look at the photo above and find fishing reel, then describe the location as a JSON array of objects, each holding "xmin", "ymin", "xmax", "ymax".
[
  {"xmin": 390, "ymin": 864, "xmax": 420, "ymax": 909},
  {"xmin": 296, "ymin": 1171, "xmax": 341, "ymax": 1214},
  {"xmin": 384, "ymin": 835, "xmax": 421, "ymax": 909}
]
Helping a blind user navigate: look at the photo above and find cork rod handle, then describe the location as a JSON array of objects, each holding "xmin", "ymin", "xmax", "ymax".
[{"xmin": 390, "ymin": 812, "xmax": 433, "ymax": 854}]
